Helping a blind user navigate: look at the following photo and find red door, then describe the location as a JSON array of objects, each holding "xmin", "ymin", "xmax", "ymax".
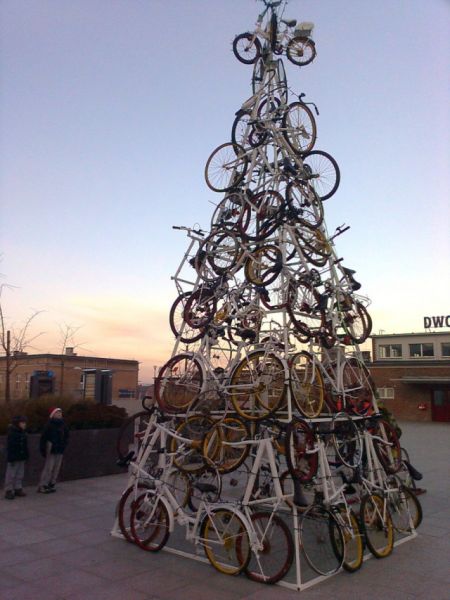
[{"xmin": 431, "ymin": 390, "xmax": 450, "ymax": 422}]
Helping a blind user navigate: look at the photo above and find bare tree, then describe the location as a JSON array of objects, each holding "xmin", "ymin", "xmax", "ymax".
[
  {"xmin": 0, "ymin": 284, "xmax": 44, "ymax": 404},
  {"xmin": 58, "ymin": 323, "xmax": 87, "ymax": 397}
]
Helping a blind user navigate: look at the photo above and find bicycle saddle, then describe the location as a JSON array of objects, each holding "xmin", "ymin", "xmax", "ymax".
[{"xmin": 282, "ymin": 19, "xmax": 297, "ymax": 27}]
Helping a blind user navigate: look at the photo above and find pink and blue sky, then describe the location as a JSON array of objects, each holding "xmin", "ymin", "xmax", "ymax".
[{"xmin": 1, "ymin": 0, "xmax": 449, "ymax": 382}]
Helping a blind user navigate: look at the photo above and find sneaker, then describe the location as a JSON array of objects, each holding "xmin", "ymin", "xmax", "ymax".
[
  {"xmin": 37, "ymin": 486, "xmax": 52, "ymax": 494},
  {"xmin": 14, "ymin": 489, "xmax": 26, "ymax": 497},
  {"xmin": 47, "ymin": 483, "xmax": 56, "ymax": 492},
  {"xmin": 4, "ymin": 490, "xmax": 15, "ymax": 500}
]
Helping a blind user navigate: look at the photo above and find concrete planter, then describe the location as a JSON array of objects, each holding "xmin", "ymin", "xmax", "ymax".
[{"xmin": 1, "ymin": 428, "xmax": 123, "ymax": 487}]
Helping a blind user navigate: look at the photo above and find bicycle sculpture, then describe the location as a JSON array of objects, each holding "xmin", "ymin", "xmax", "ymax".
[{"xmin": 113, "ymin": 0, "xmax": 421, "ymax": 589}]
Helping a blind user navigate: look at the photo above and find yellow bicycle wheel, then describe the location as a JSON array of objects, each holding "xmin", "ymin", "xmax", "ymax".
[
  {"xmin": 201, "ymin": 508, "xmax": 250, "ymax": 575},
  {"xmin": 290, "ymin": 351, "xmax": 324, "ymax": 417}
]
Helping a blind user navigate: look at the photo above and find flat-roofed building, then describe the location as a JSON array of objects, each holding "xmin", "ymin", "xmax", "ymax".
[
  {"xmin": 369, "ymin": 332, "xmax": 450, "ymax": 422},
  {"xmin": 0, "ymin": 348, "xmax": 139, "ymax": 408}
]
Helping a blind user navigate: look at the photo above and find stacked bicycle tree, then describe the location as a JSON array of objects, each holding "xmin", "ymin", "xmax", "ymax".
[{"xmin": 113, "ymin": 0, "xmax": 421, "ymax": 589}]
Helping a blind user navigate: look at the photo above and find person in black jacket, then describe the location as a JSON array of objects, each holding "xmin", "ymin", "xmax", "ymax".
[
  {"xmin": 37, "ymin": 407, "xmax": 69, "ymax": 494},
  {"xmin": 3, "ymin": 415, "xmax": 29, "ymax": 499}
]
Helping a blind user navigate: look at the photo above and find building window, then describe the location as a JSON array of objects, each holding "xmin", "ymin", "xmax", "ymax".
[
  {"xmin": 15, "ymin": 374, "xmax": 21, "ymax": 390},
  {"xmin": 119, "ymin": 389, "xmax": 136, "ymax": 398},
  {"xmin": 378, "ymin": 344, "xmax": 402, "ymax": 359},
  {"xmin": 378, "ymin": 387, "xmax": 395, "ymax": 399},
  {"xmin": 442, "ymin": 343, "xmax": 450, "ymax": 358},
  {"xmin": 409, "ymin": 343, "xmax": 434, "ymax": 358}
]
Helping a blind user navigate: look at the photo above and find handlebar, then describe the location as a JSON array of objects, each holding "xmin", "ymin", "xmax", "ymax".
[{"xmin": 172, "ymin": 225, "xmax": 205, "ymax": 237}]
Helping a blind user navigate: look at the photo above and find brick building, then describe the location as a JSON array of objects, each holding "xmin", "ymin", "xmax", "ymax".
[
  {"xmin": 0, "ymin": 348, "xmax": 139, "ymax": 408},
  {"xmin": 369, "ymin": 332, "xmax": 450, "ymax": 422}
]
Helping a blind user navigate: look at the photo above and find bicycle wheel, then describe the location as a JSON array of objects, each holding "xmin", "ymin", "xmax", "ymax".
[
  {"xmin": 170, "ymin": 415, "xmax": 213, "ymax": 474},
  {"xmin": 239, "ymin": 190, "xmax": 284, "ymax": 242},
  {"xmin": 360, "ymin": 493, "xmax": 394, "ymax": 558},
  {"xmin": 205, "ymin": 142, "xmax": 249, "ymax": 192},
  {"xmin": 244, "ymin": 511, "xmax": 294, "ymax": 584},
  {"xmin": 155, "ymin": 353, "xmax": 203, "ymax": 413},
  {"xmin": 210, "ymin": 192, "xmax": 246, "ymax": 233},
  {"xmin": 202, "ymin": 416, "xmax": 250, "ymax": 474},
  {"xmin": 300, "ymin": 504, "xmax": 344, "ymax": 575},
  {"xmin": 244, "ymin": 245, "xmax": 282, "ymax": 287},
  {"xmin": 284, "ymin": 417, "xmax": 318, "ymax": 482},
  {"xmin": 286, "ymin": 36, "xmax": 316, "ymax": 66},
  {"xmin": 201, "ymin": 508, "xmax": 251, "ymax": 575},
  {"xmin": 164, "ymin": 468, "xmax": 191, "ymax": 510},
  {"xmin": 233, "ymin": 32, "xmax": 261, "ymax": 64},
  {"xmin": 341, "ymin": 357, "xmax": 375, "ymax": 416},
  {"xmin": 286, "ymin": 180, "xmax": 323, "ymax": 229},
  {"xmin": 169, "ymin": 292, "xmax": 205, "ymax": 344},
  {"xmin": 331, "ymin": 506, "xmax": 364, "ymax": 573},
  {"xmin": 290, "ymin": 351, "xmax": 324, "ymax": 418},
  {"xmin": 231, "ymin": 110, "xmax": 267, "ymax": 150},
  {"xmin": 203, "ymin": 230, "xmax": 242, "ymax": 275},
  {"xmin": 230, "ymin": 351, "xmax": 286, "ymax": 421},
  {"xmin": 302, "ymin": 150, "xmax": 340, "ymax": 201},
  {"xmin": 282, "ymin": 101, "xmax": 317, "ymax": 154},
  {"xmin": 331, "ymin": 412, "xmax": 363, "ymax": 469},
  {"xmin": 117, "ymin": 482, "xmax": 152, "ymax": 543},
  {"xmin": 297, "ymin": 227, "xmax": 331, "ymax": 267},
  {"xmin": 339, "ymin": 299, "xmax": 372, "ymax": 344},
  {"xmin": 370, "ymin": 419, "xmax": 402, "ymax": 474},
  {"xmin": 386, "ymin": 481, "xmax": 422, "ymax": 533},
  {"xmin": 184, "ymin": 287, "xmax": 217, "ymax": 330},
  {"xmin": 130, "ymin": 493, "xmax": 170, "ymax": 552}
]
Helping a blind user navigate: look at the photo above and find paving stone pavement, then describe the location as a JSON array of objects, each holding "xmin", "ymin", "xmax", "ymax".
[{"xmin": 0, "ymin": 421, "xmax": 448, "ymax": 600}]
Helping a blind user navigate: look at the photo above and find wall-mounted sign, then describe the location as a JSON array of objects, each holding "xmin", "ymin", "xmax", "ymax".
[{"xmin": 424, "ymin": 315, "xmax": 450, "ymax": 328}]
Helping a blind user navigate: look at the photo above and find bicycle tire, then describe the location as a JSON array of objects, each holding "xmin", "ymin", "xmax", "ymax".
[
  {"xmin": 331, "ymin": 506, "xmax": 364, "ymax": 573},
  {"xmin": 286, "ymin": 180, "xmax": 324, "ymax": 229},
  {"xmin": 202, "ymin": 416, "xmax": 250, "ymax": 474},
  {"xmin": 205, "ymin": 142, "xmax": 249, "ymax": 193},
  {"xmin": 331, "ymin": 412, "xmax": 363, "ymax": 469},
  {"xmin": 286, "ymin": 36, "xmax": 317, "ymax": 67},
  {"xmin": 130, "ymin": 492, "xmax": 170, "ymax": 552},
  {"xmin": 342, "ymin": 357, "xmax": 375, "ymax": 417},
  {"xmin": 284, "ymin": 417, "xmax": 318, "ymax": 482},
  {"xmin": 154, "ymin": 353, "xmax": 203, "ymax": 413},
  {"xmin": 117, "ymin": 482, "xmax": 152, "ymax": 543},
  {"xmin": 231, "ymin": 110, "xmax": 267, "ymax": 150},
  {"xmin": 282, "ymin": 101, "xmax": 317, "ymax": 154},
  {"xmin": 210, "ymin": 192, "xmax": 246, "ymax": 233},
  {"xmin": 300, "ymin": 504, "xmax": 344, "ymax": 576},
  {"xmin": 201, "ymin": 508, "xmax": 251, "ymax": 575},
  {"xmin": 170, "ymin": 415, "xmax": 213, "ymax": 474},
  {"xmin": 244, "ymin": 511, "xmax": 294, "ymax": 584},
  {"xmin": 301, "ymin": 150, "xmax": 340, "ymax": 201},
  {"xmin": 370, "ymin": 419, "xmax": 402, "ymax": 474},
  {"xmin": 286, "ymin": 36, "xmax": 316, "ymax": 66},
  {"xmin": 359, "ymin": 493, "xmax": 394, "ymax": 558},
  {"xmin": 297, "ymin": 227, "xmax": 331, "ymax": 267},
  {"xmin": 169, "ymin": 292, "xmax": 205, "ymax": 344},
  {"xmin": 339, "ymin": 299, "xmax": 372, "ymax": 345},
  {"xmin": 238, "ymin": 190, "xmax": 284, "ymax": 242},
  {"xmin": 233, "ymin": 32, "xmax": 261, "ymax": 64},
  {"xmin": 230, "ymin": 351, "xmax": 285, "ymax": 421},
  {"xmin": 244, "ymin": 245, "xmax": 283, "ymax": 287},
  {"xmin": 289, "ymin": 351, "xmax": 324, "ymax": 418},
  {"xmin": 387, "ymin": 483, "xmax": 422, "ymax": 532}
]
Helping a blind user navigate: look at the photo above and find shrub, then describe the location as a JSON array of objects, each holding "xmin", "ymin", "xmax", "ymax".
[{"xmin": 0, "ymin": 397, "xmax": 127, "ymax": 434}]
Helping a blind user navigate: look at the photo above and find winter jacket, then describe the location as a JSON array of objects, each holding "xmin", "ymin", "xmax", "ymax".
[
  {"xmin": 39, "ymin": 418, "xmax": 69, "ymax": 457},
  {"xmin": 6, "ymin": 424, "xmax": 29, "ymax": 463}
]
